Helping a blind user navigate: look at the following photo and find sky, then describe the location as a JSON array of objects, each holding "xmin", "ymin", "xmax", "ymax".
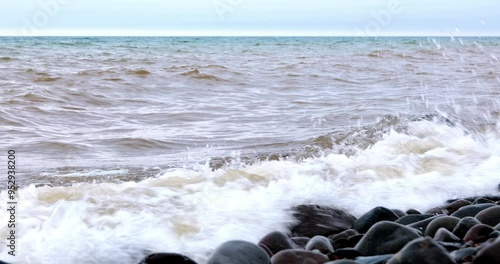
[{"xmin": 0, "ymin": 0, "xmax": 498, "ymax": 36}]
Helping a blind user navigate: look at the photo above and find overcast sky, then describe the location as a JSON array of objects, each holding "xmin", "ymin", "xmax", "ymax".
[{"xmin": 0, "ymin": 0, "xmax": 498, "ymax": 36}]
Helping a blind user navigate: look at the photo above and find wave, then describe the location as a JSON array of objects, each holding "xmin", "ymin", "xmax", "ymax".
[
  {"xmin": 180, "ymin": 69, "xmax": 226, "ymax": 81},
  {"xmin": 1, "ymin": 117, "xmax": 498, "ymax": 263}
]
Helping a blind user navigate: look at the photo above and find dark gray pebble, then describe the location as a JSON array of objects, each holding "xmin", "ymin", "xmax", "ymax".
[
  {"xmin": 271, "ymin": 249, "xmax": 329, "ymax": 264},
  {"xmin": 259, "ymin": 231, "xmax": 297, "ymax": 255},
  {"xmin": 386, "ymin": 237, "xmax": 456, "ymax": 264},
  {"xmin": 425, "ymin": 216, "xmax": 460, "ymax": 237},
  {"xmin": 405, "ymin": 209, "xmax": 421, "ymax": 215},
  {"xmin": 353, "ymin": 207, "xmax": 399, "ymax": 234},
  {"xmin": 475, "ymin": 205, "xmax": 500, "ymax": 226},
  {"xmin": 354, "ymin": 221, "xmax": 421, "ymax": 256},
  {"xmin": 463, "ymin": 224, "xmax": 494, "ymax": 244},
  {"xmin": 434, "ymin": 227, "xmax": 461, "ymax": 243},
  {"xmin": 305, "ymin": 236, "xmax": 334, "ymax": 254},
  {"xmin": 452, "ymin": 216, "xmax": 481, "ymax": 239},
  {"xmin": 291, "ymin": 205, "xmax": 357, "ymax": 237},
  {"xmin": 207, "ymin": 240, "xmax": 270, "ymax": 264},
  {"xmin": 450, "ymin": 204, "xmax": 496, "ymax": 218},
  {"xmin": 473, "ymin": 237, "xmax": 500, "ymax": 264},
  {"xmin": 355, "ymin": 254, "xmax": 393, "ymax": 264},
  {"xmin": 138, "ymin": 253, "xmax": 197, "ymax": 264},
  {"xmin": 395, "ymin": 214, "xmax": 434, "ymax": 225}
]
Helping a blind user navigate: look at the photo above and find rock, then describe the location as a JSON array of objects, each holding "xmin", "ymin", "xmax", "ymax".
[
  {"xmin": 347, "ymin": 235, "xmax": 364, "ymax": 248},
  {"xmin": 328, "ymin": 229, "xmax": 359, "ymax": 243},
  {"xmin": 324, "ymin": 261, "xmax": 360, "ymax": 264},
  {"xmin": 354, "ymin": 221, "xmax": 421, "ymax": 256},
  {"xmin": 452, "ymin": 216, "xmax": 481, "ymax": 239},
  {"xmin": 355, "ymin": 254, "xmax": 393, "ymax": 264},
  {"xmin": 425, "ymin": 216, "xmax": 460, "ymax": 237},
  {"xmin": 139, "ymin": 253, "xmax": 197, "ymax": 264},
  {"xmin": 473, "ymin": 198, "xmax": 495, "ymax": 204},
  {"xmin": 436, "ymin": 241, "xmax": 462, "ymax": 251},
  {"xmin": 391, "ymin": 209, "xmax": 406, "ymax": 218},
  {"xmin": 386, "ymin": 237, "xmax": 456, "ymax": 264},
  {"xmin": 207, "ymin": 240, "xmax": 270, "ymax": 264},
  {"xmin": 353, "ymin": 207, "xmax": 399, "ymax": 233},
  {"xmin": 291, "ymin": 205, "xmax": 357, "ymax": 237},
  {"xmin": 450, "ymin": 248, "xmax": 477, "ymax": 263},
  {"xmin": 291, "ymin": 237, "xmax": 311, "ymax": 249},
  {"xmin": 259, "ymin": 231, "xmax": 297, "ymax": 255},
  {"xmin": 426, "ymin": 199, "xmax": 471, "ymax": 215},
  {"xmin": 463, "ymin": 224, "xmax": 495, "ymax": 244},
  {"xmin": 473, "ymin": 238, "xmax": 500, "ymax": 264},
  {"xmin": 434, "ymin": 228, "xmax": 461, "ymax": 243},
  {"xmin": 332, "ymin": 248, "xmax": 361, "ymax": 259},
  {"xmin": 496, "ymin": 223, "xmax": 500, "ymax": 231},
  {"xmin": 450, "ymin": 204, "xmax": 496, "ymax": 218},
  {"xmin": 406, "ymin": 215, "xmax": 441, "ymax": 233},
  {"xmin": 395, "ymin": 214, "xmax": 434, "ymax": 225},
  {"xmin": 271, "ymin": 249, "xmax": 329, "ymax": 264},
  {"xmin": 489, "ymin": 231, "xmax": 500, "ymax": 239},
  {"xmin": 405, "ymin": 209, "xmax": 421, "ymax": 215},
  {"xmin": 475, "ymin": 206, "xmax": 500, "ymax": 226},
  {"xmin": 305, "ymin": 236, "xmax": 334, "ymax": 254}
]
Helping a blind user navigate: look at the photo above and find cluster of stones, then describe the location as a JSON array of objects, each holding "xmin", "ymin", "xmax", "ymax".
[{"xmin": 139, "ymin": 196, "xmax": 500, "ymax": 264}]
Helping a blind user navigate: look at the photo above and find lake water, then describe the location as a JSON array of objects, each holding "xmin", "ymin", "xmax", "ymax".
[{"xmin": 0, "ymin": 37, "xmax": 499, "ymax": 263}]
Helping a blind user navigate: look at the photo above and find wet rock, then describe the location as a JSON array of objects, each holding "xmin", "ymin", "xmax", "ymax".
[
  {"xmin": 426, "ymin": 199, "xmax": 471, "ymax": 215},
  {"xmin": 324, "ymin": 261, "xmax": 360, "ymax": 264},
  {"xmin": 305, "ymin": 236, "xmax": 334, "ymax": 254},
  {"xmin": 395, "ymin": 214, "xmax": 434, "ymax": 225},
  {"xmin": 353, "ymin": 207, "xmax": 400, "ymax": 233},
  {"xmin": 425, "ymin": 216, "xmax": 460, "ymax": 237},
  {"xmin": 386, "ymin": 237, "xmax": 455, "ymax": 264},
  {"xmin": 391, "ymin": 209, "xmax": 406, "ymax": 218},
  {"xmin": 271, "ymin": 249, "xmax": 328, "ymax": 264},
  {"xmin": 355, "ymin": 254, "xmax": 393, "ymax": 264},
  {"xmin": 475, "ymin": 205, "xmax": 500, "ymax": 226},
  {"xmin": 434, "ymin": 228, "xmax": 461, "ymax": 243},
  {"xmin": 406, "ymin": 215, "xmax": 441, "ymax": 233},
  {"xmin": 450, "ymin": 248, "xmax": 477, "ymax": 263},
  {"xmin": 291, "ymin": 237, "xmax": 311, "ymax": 249},
  {"xmin": 354, "ymin": 221, "xmax": 421, "ymax": 256},
  {"xmin": 463, "ymin": 224, "xmax": 494, "ymax": 244},
  {"xmin": 473, "ymin": 237, "xmax": 500, "ymax": 264},
  {"xmin": 328, "ymin": 229, "xmax": 359, "ymax": 243},
  {"xmin": 259, "ymin": 231, "xmax": 297, "ymax": 255},
  {"xmin": 496, "ymin": 223, "xmax": 500, "ymax": 231},
  {"xmin": 207, "ymin": 240, "xmax": 270, "ymax": 264},
  {"xmin": 450, "ymin": 204, "xmax": 495, "ymax": 218},
  {"xmin": 473, "ymin": 197, "xmax": 495, "ymax": 204},
  {"xmin": 291, "ymin": 205, "xmax": 357, "ymax": 237},
  {"xmin": 405, "ymin": 209, "xmax": 421, "ymax": 215},
  {"xmin": 139, "ymin": 253, "xmax": 197, "ymax": 264},
  {"xmin": 329, "ymin": 248, "xmax": 360, "ymax": 260},
  {"xmin": 325, "ymin": 260, "xmax": 360, "ymax": 264},
  {"xmin": 489, "ymin": 230, "xmax": 500, "ymax": 239},
  {"xmin": 436, "ymin": 241, "xmax": 462, "ymax": 252},
  {"xmin": 347, "ymin": 235, "xmax": 364, "ymax": 248},
  {"xmin": 452, "ymin": 216, "xmax": 481, "ymax": 239}
]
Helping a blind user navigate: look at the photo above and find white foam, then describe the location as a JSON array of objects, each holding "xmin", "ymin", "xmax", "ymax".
[{"xmin": 1, "ymin": 121, "xmax": 499, "ymax": 263}]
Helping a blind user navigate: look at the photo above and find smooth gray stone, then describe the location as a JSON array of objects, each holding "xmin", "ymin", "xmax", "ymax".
[
  {"xmin": 386, "ymin": 237, "xmax": 456, "ymax": 264},
  {"xmin": 450, "ymin": 204, "xmax": 495, "ymax": 218},
  {"xmin": 424, "ymin": 216, "xmax": 460, "ymax": 237},
  {"xmin": 271, "ymin": 249, "xmax": 328, "ymax": 264},
  {"xmin": 291, "ymin": 205, "xmax": 357, "ymax": 237},
  {"xmin": 452, "ymin": 216, "xmax": 481, "ymax": 239},
  {"xmin": 354, "ymin": 221, "xmax": 421, "ymax": 256},
  {"xmin": 395, "ymin": 214, "xmax": 434, "ymax": 225},
  {"xmin": 475, "ymin": 206, "xmax": 500, "ymax": 226},
  {"xmin": 207, "ymin": 240, "xmax": 270, "ymax": 264},
  {"xmin": 353, "ymin": 207, "xmax": 400, "ymax": 234}
]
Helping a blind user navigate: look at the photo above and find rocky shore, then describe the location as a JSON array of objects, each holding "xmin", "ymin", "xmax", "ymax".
[{"xmin": 139, "ymin": 195, "xmax": 500, "ymax": 264}]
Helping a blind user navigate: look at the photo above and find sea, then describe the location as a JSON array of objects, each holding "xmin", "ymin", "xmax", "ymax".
[{"xmin": 0, "ymin": 36, "xmax": 499, "ymax": 263}]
